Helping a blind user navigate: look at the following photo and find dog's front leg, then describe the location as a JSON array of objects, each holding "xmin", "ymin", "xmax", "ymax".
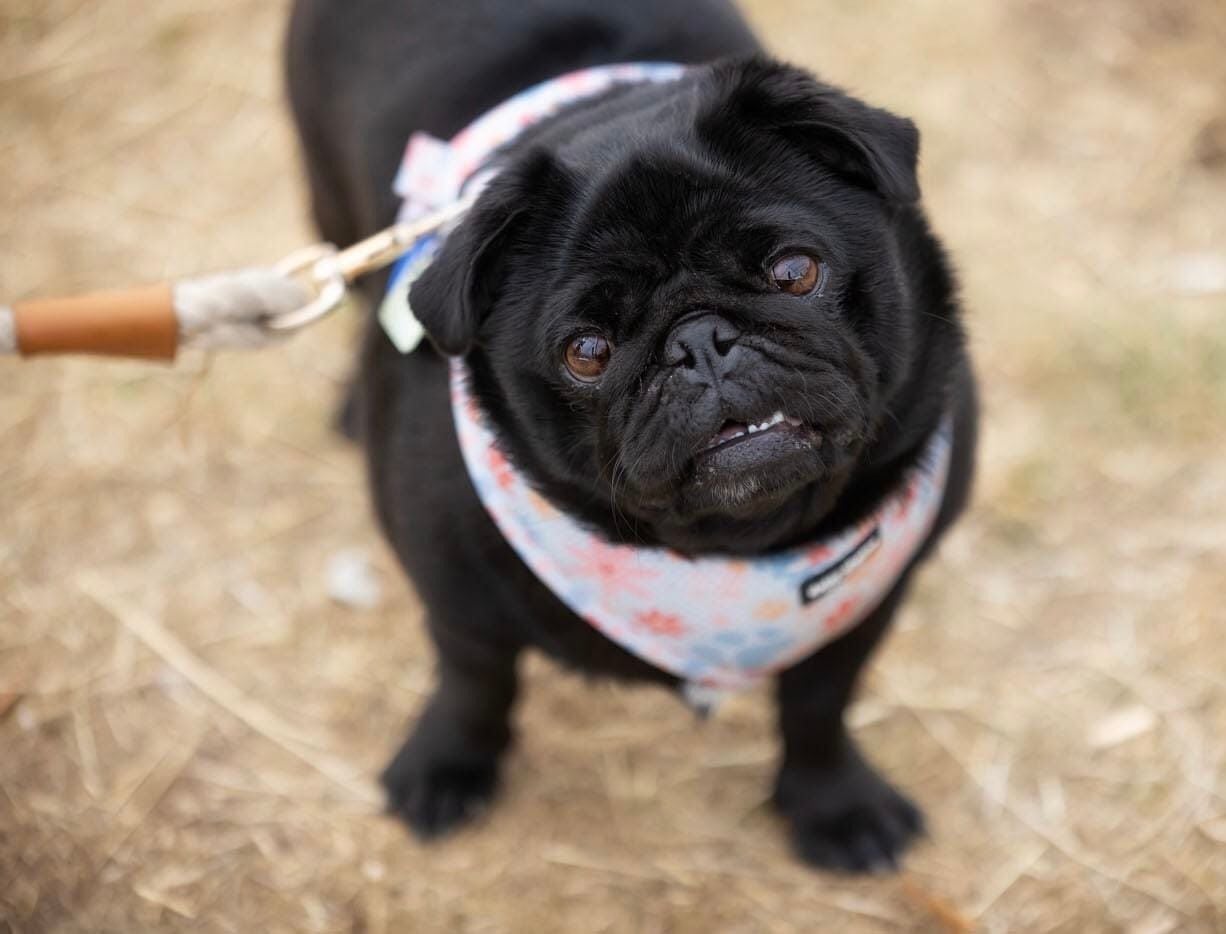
[
  {"xmin": 382, "ymin": 636, "xmax": 521, "ymax": 839},
  {"xmin": 772, "ymin": 582, "xmax": 924, "ymax": 873}
]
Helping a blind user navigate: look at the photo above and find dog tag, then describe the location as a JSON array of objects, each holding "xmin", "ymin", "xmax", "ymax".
[{"xmin": 378, "ymin": 235, "xmax": 439, "ymax": 354}]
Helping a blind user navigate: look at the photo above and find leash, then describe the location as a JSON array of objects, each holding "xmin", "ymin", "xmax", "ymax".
[
  {"xmin": 0, "ymin": 198, "xmax": 472, "ymax": 360},
  {"xmin": 3, "ymin": 62, "xmax": 688, "ymax": 362}
]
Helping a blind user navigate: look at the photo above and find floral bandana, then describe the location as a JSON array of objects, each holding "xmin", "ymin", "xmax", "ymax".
[
  {"xmin": 393, "ymin": 62, "xmax": 689, "ymax": 223},
  {"xmin": 450, "ymin": 365, "xmax": 953, "ymax": 697},
  {"xmin": 383, "ymin": 62, "xmax": 954, "ymax": 698}
]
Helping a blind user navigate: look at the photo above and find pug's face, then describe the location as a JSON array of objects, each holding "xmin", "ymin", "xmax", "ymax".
[{"xmin": 412, "ymin": 58, "xmax": 936, "ymax": 554}]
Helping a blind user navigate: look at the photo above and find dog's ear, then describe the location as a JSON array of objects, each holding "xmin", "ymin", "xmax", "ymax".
[
  {"xmin": 704, "ymin": 57, "xmax": 920, "ymax": 204},
  {"xmin": 410, "ymin": 152, "xmax": 565, "ymax": 356},
  {"xmin": 408, "ymin": 178, "xmax": 524, "ymax": 357}
]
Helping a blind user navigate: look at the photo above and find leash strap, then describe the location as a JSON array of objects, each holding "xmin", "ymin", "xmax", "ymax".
[
  {"xmin": 1, "ymin": 64, "xmax": 686, "ymax": 362},
  {"xmin": 2, "ymin": 269, "xmax": 312, "ymax": 361},
  {"xmin": 0, "ymin": 202, "xmax": 467, "ymax": 361},
  {"xmin": 10, "ymin": 285, "xmax": 178, "ymax": 359}
]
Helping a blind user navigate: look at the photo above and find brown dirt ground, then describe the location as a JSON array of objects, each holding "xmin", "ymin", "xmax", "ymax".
[{"xmin": 2, "ymin": 1, "xmax": 1225, "ymax": 931}]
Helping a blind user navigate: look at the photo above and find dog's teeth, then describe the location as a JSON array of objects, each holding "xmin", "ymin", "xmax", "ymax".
[
  {"xmin": 745, "ymin": 413, "xmax": 786, "ymax": 434},
  {"xmin": 726, "ymin": 413, "xmax": 801, "ymax": 442}
]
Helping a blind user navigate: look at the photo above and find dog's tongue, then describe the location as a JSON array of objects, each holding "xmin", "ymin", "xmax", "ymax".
[{"xmin": 711, "ymin": 421, "xmax": 747, "ymax": 446}]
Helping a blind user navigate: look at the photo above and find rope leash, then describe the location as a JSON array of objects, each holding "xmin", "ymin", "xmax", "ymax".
[
  {"xmin": 2, "ymin": 64, "xmax": 692, "ymax": 362},
  {"xmin": 0, "ymin": 198, "xmax": 472, "ymax": 361}
]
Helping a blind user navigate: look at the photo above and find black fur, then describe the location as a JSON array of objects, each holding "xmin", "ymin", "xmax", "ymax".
[{"xmin": 287, "ymin": 0, "xmax": 977, "ymax": 873}]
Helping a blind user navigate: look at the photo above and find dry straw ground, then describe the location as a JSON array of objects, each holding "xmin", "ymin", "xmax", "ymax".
[{"xmin": 2, "ymin": 0, "xmax": 1225, "ymax": 931}]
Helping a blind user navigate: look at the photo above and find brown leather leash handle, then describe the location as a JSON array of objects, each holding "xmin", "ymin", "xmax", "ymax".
[
  {"xmin": 12, "ymin": 284, "xmax": 178, "ymax": 360},
  {"xmin": 0, "ymin": 199, "xmax": 476, "ymax": 361}
]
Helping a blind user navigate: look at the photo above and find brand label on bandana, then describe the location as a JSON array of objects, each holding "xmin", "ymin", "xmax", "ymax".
[{"xmin": 800, "ymin": 527, "xmax": 882, "ymax": 605}]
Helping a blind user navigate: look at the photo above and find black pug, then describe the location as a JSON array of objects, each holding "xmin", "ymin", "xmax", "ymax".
[{"xmin": 287, "ymin": 0, "xmax": 976, "ymax": 873}]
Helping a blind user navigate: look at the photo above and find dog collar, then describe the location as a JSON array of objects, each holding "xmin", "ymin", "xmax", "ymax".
[
  {"xmin": 386, "ymin": 61, "xmax": 953, "ymax": 696},
  {"xmin": 451, "ymin": 362, "xmax": 954, "ymax": 695},
  {"xmin": 394, "ymin": 62, "xmax": 689, "ymax": 221}
]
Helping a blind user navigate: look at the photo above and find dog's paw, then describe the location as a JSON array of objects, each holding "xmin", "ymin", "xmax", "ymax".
[
  {"xmin": 774, "ymin": 756, "xmax": 924, "ymax": 874},
  {"xmin": 381, "ymin": 749, "xmax": 499, "ymax": 840}
]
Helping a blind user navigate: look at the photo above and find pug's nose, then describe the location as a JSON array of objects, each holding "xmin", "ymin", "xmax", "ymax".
[{"xmin": 665, "ymin": 314, "xmax": 742, "ymax": 378}]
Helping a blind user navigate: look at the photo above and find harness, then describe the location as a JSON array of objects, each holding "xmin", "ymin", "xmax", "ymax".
[{"xmin": 381, "ymin": 63, "xmax": 953, "ymax": 698}]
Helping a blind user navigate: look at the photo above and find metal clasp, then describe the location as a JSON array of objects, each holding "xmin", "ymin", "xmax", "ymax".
[
  {"xmin": 263, "ymin": 198, "xmax": 474, "ymax": 334},
  {"xmin": 267, "ymin": 244, "xmax": 346, "ymax": 331}
]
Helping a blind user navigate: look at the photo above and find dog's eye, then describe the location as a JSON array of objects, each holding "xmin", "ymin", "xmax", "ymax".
[
  {"xmin": 769, "ymin": 254, "xmax": 820, "ymax": 295},
  {"xmin": 564, "ymin": 333, "xmax": 613, "ymax": 383}
]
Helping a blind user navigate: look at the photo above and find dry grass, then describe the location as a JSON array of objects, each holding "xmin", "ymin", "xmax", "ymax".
[{"xmin": 2, "ymin": 0, "xmax": 1225, "ymax": 931}]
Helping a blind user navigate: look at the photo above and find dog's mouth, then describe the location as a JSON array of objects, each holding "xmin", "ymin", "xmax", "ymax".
[
  {"xmin": 624, "ymin": 407, "xmax": 843, "ymax": 523},
  {"xmin": 684, "ymin": 409, "xmax": 826, "ymax": 518},
  {"xmin": 699, "ymin": 411, "xmax": 819, "ymax": 456}
]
